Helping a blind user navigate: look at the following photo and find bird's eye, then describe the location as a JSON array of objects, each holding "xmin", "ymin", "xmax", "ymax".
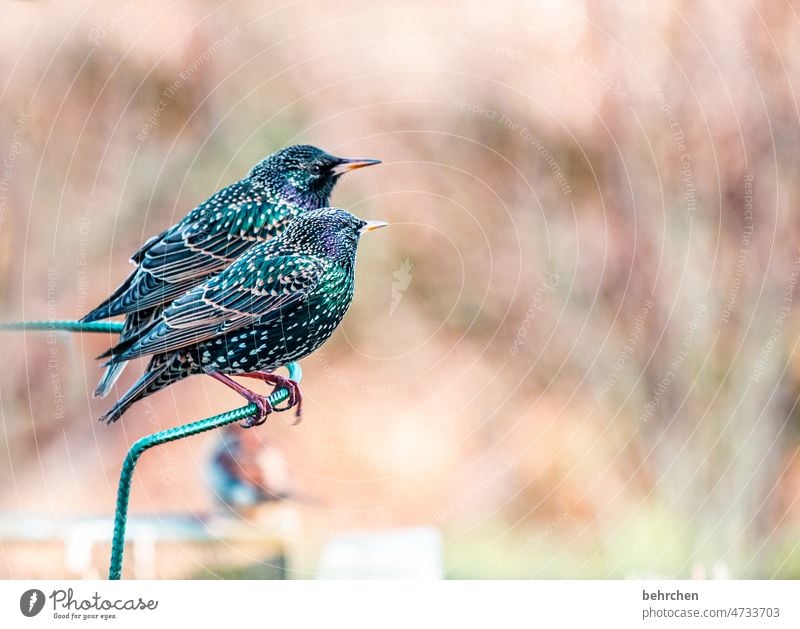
[{"xmin": 309, "ymin": 164, "xmax": 322, "ymax": 175}]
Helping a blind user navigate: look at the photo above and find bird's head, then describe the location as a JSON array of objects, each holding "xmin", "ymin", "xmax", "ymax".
[
  {"xmin": 251, "ymin": 145, "xmax": 381, "ymax": 208},
  {"xmin": 282, "ymin": 207, "xmax": 388, "ymax": 264}
]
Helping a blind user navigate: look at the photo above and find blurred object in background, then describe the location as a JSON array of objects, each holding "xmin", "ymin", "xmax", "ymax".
[
  {"xmin": 207, "ymin": 425, "xmax": 293, "ymax": 518},
  {"xmin": 316, "ymin": 527, "xmax": 443, "ymax": 579},
  {"xmin": 0, "ymin": 513, "xmax": 297, "ymax": 579}
]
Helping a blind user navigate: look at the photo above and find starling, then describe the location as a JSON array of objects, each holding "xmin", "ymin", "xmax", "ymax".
[
  {"xmin": 82, "ymin": 145, "xmax": 380, "ymax": 397},
  {"xmin": 98, "ymin": 208, "xmax": 388, "ymax": 426}
]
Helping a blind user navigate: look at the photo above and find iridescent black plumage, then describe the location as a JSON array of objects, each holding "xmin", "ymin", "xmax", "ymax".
[
  {"xmin": 99, "ymin": 208, "xmax": 388, "ymax": 425},
  {"xmin": 83, "ymin": 145, "xmax": 380, "ymax": 397}
]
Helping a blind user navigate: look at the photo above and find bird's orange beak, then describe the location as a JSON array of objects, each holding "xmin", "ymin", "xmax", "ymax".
[
  {"xmin": 360, "ymin": 220, "xmax": 389, "ymax": 234},
  {"xmin": 330, "ymin": 157, "xmax": 382, "ymax": 176}
]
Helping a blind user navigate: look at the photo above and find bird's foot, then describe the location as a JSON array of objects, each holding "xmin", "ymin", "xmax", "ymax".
[
  {"xmin": 239, "ymin": 391, "xmax": 274, "ymax": 428},
  {"xmin": 209, "ymin": 372, "xmax": 274, "ymax": 428},
  {"xmin": 241, "ymin": 372, "xmax": 303, "ymax": 425},
  {"xmin": 269, "ymin": 375, "xmax": 303, "ymax": 425}
]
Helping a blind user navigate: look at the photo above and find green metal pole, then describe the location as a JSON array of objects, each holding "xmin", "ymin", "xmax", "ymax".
[
  {"xmin": 0, "ymin": 320, "xmax": 302, "ymax": 580},
  {"xmin": 0, "ymin": 320, "xmax": 124, "ymax": 333},
  {"xmin": 108, "ymin": 361, "xmax": 301, "ymax": 580}
]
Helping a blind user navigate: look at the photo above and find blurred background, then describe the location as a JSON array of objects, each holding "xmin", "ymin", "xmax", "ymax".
[{"xmin": 1, "ymin": 0, "xmax": 800, "ymax": 579}]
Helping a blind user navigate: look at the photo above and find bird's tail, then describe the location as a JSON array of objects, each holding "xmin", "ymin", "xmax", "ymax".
[
  {"xmin": 100, "ymin": 354, "xmax": 182, "ymax": 424},
  {"xmin": 94, "ymin": 362, "xmax": 126, "ymax": 399},
  {"xmin": 94, "ymin": 309, "xmax": 159, "ymax": 398}
]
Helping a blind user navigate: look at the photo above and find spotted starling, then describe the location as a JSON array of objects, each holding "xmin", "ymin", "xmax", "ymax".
[
  {"xmin": 98, "ymin": 208, "xmax": 388, "ymax": 425},
  {"xmin": 82, "ymin": 145, "xmax": 380, "ymax": 397}
]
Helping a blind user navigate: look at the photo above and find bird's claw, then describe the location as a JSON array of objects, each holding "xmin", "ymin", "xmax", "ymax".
[
  {"xmin": 267, "ymin": 376, "xmax": 303, "ymax": 424},
  {"xmin": 239, "ymin": 393, "xmax": 274, "ymax": 428},
  {"xmin": 237, "ymin": 372, "xmax": 303, "ymax": 425}
]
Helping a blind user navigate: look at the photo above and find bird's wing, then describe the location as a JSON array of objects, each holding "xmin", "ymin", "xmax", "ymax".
[
  {"xmin": 138, "ymin": 178, "xmax": 293, "ymax": 279},
  {"xmin": 104, "ymin": 182, "xmax": 296, "ymax": 315},
  {"xmin": 129, "ymin": 232, "xmax": 161, "ymax": 264},
  {"xmin": 138, "ymin": 206, "xmax": 257, "ymax": 282},
  {"xmin": 112, "ymin": 251, "xmax": 324, "ymax": 361}
]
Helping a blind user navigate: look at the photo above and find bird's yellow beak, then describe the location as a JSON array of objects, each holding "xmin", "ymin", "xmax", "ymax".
[
  {"xmin": 330, "ymin": 158, "xmax": 382, "ymax": 176},
  {"xmin": 360, "ymin": 220, "xmax": 389, "ymax": 234}
]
